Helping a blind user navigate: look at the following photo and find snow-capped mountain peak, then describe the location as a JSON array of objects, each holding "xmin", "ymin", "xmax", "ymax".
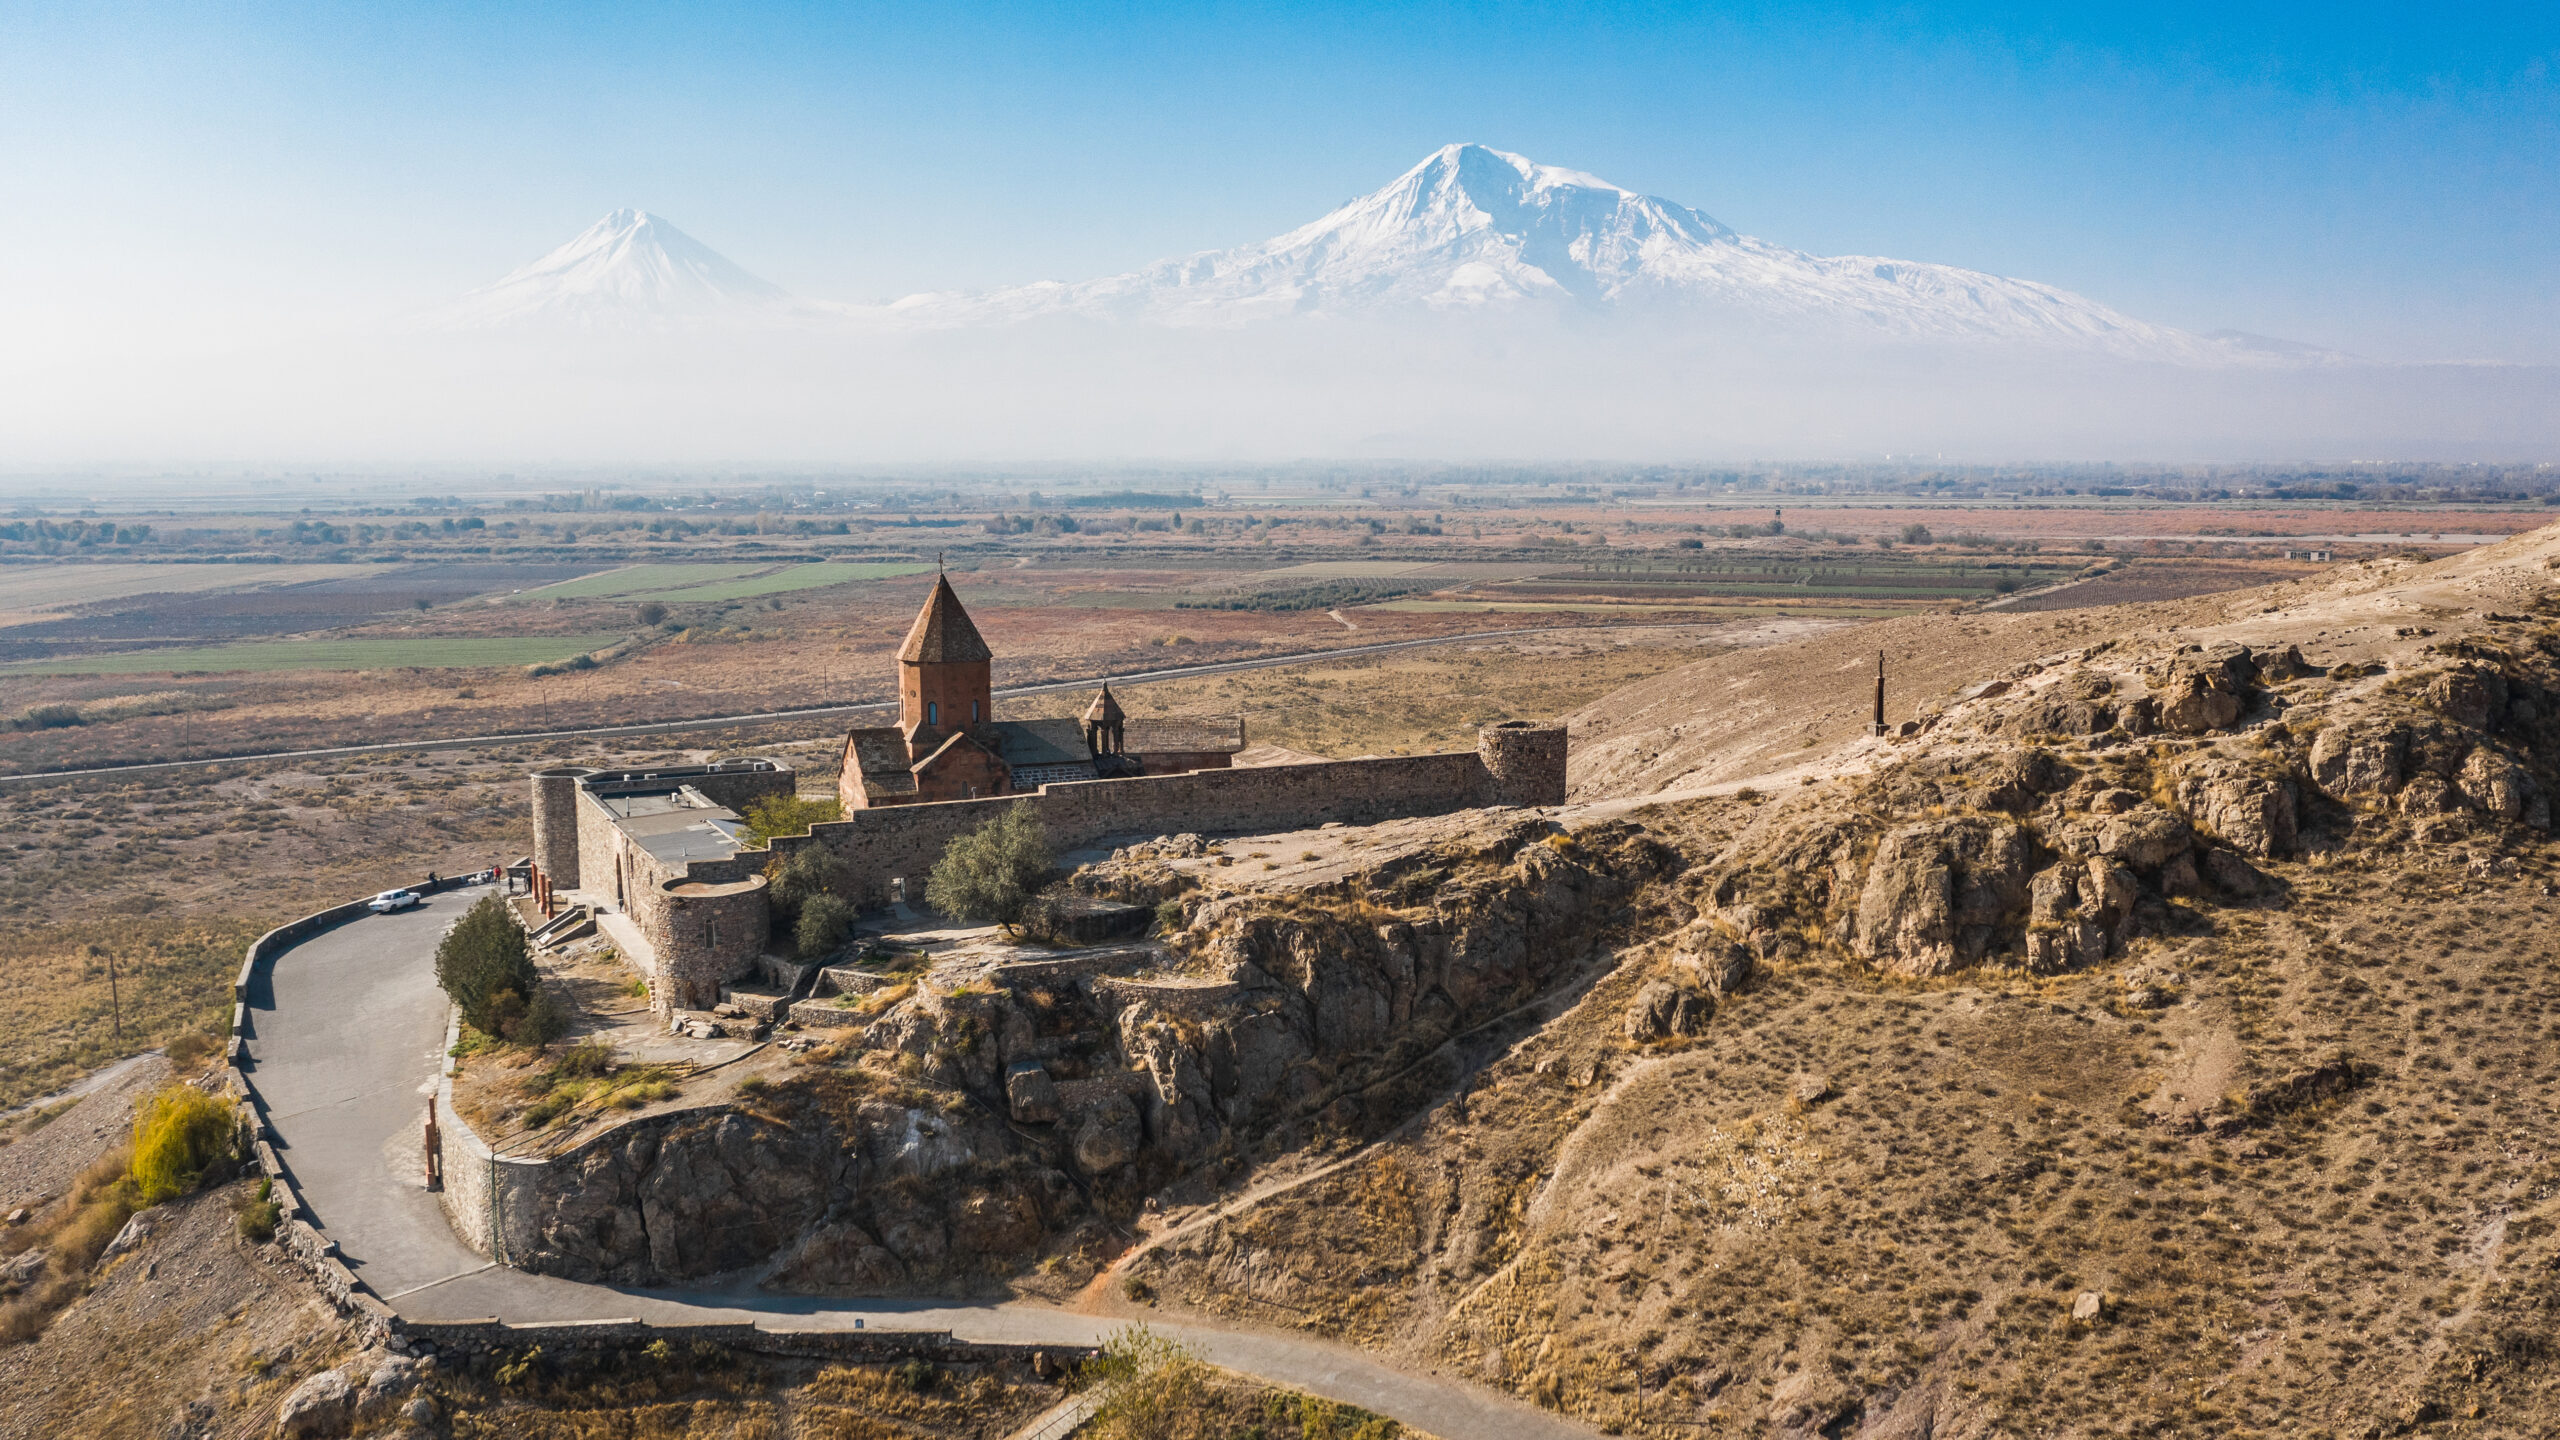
[
  {"xmin": 438, "ymin": 209, "xmax": 794, "ymax": 328},
  {"xmin": 896, "ymin": 143, "xmax": 2290, "ymax": 361}
]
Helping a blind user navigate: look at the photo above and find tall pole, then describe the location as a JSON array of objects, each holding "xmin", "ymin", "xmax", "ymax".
[
  {"xmin": 1873, "ymin": 651, "xmax": 1887, "ymax": 736},
  {"xmin": 107, "ymin": 948, "xmax": 121, "ymax": 1042}
]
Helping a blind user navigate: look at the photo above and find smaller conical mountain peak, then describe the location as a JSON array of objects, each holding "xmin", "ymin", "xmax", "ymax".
[{"xmin": 437, "ymin": 208, "xmax": 794, "ymax": 329}]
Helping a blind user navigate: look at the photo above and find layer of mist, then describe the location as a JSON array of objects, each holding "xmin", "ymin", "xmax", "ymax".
[{"xmin": 6, "ymin": 313, "xmax": 2554, "ymax": 464}]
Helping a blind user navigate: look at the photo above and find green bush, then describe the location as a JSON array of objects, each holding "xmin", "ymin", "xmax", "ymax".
[
  {"xmin": 764, "ymin": 847, "xmax": 846, "ymax": 935},
  {"xmin": 926, "ymin": 808, "xmax": 1053, "ymax": 928},
  {"xmin": 436, "ymin": 894, "xmax": 539, "ymax": 1036},
  {"xmin": 238, "ymin": 1176, "xmax": 281, "ymax": 1241},
  {"xmin": 130, "ymin": 1084, "xmax": 239, "ymax": 1204},
  {"xmin": 742, "ymin": 794, "xmax": 843, "ymax": 847},
  {"xmin": 797, "ymin": 893, "xmax": 856, "ymax": 958}
]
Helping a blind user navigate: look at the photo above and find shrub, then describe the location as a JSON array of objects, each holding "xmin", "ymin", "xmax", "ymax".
[
  {"xmin": 507, "ymin": 988, "xmax": 572, "ymax": 1047},
  {"xmin": 798, "ymin": 893, "xmax": 857, "ymax": 958},
  {"xmin": 742, "ymin": 793, "xmax": 842, "ymax": 847},
  {"xmin": 555, "ymin": 1037, "xmax": 616, "ymax": 1079},
  {"xmin": 764, "ymin": 847, "xmax": 846, "ymax": 934},
  {"xmin": 634, "ymin": 601, "xmax": 669, "ymax": 626},
  {"xmin": 436, "ymin": 895, "xmax": 539, "ymax": 1036},
  {"xmin": 163, "ymin": 1031, "xmax": 219, "ymax": 1070},
  {"xmin": 130, "ymin": 1084, "xmax": 239, "ymax": 1204},
  {"xmin": 1080, "ymin": 1325, "xmax": 1208, "ymax": 1438},
  {"xmin": 926, "ymin": 808, "xmax": 1053, "ymax": 928},
  {"xmin": 238, "ymin": 1176, "xmax": 281, "ymax": 1241}
]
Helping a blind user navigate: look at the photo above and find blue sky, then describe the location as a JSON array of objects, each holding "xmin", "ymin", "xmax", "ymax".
[{"xmin": 5, "ymin": 1, "xmax": 2556, "ymax": 360}]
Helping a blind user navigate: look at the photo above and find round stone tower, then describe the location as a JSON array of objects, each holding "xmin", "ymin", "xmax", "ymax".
[
  {"xmin": 1477, "ymin": 721, "xmax": 1569, "ymax": 808},
  {"xmin": 529, "ymin": 767, "xmax": 592, "ymax": 887}
]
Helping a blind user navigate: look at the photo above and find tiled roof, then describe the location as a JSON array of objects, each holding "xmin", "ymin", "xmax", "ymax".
[
  {"xmin": 988, "ymin": 717, "xmax": 1094, "ymax": 768},
  {"xmin": 897, "ymin": 574, "xmax": 992, "ymax": 664},
  {"xmin": 843, "ymin": 726, "xmax": 918, "ymax": 796}
]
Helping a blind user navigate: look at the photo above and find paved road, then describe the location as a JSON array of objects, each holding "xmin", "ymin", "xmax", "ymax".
[
  {"xmin": 0, "ymin": 622, "xmax": 1735, "ymax": 789},
  {"xmin": 248, "ymin": 893, "xmax": 1596, "ymax": 1440}
]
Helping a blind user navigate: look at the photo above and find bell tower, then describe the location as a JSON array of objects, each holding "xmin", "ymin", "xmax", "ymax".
[{"xmin": 898, "ymin": 566, "xmax": 993, "ymax": 756}]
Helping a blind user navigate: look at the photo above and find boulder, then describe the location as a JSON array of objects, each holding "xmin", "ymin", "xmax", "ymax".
[
  {"xmin": 2427, "ymin": 666, "xmax": 2507, "ymax": 731},
  {"xmin": 356, "ymin": 1355, "xmax": 420, "ymax": 1417},
  {"xmin": 1005, "ymin": 1062, "xmax": 1062, "ymax": 1124},
  {"xmin": 276, "ymin": 1369, "xmax": 355, "ymax": 1439},
  {"xmin": 2096, "ymin": 808, "xmax": 2193, "ymax": 869},
  {"xmin": 1624, "ymin": 979, "xmax": 1711, "ymax": 1043},
  {"xmin": 2202, "ymin": 848, "xmax": 2267, "ymax": 897},
  {"xmin": 1074, "ymin": 1093, "xmax": 1144, "ymax": 1173},
  {"xmin": 1669, "ymin": 921, "xmax": 1756, "ymax": 996},
  {"xmin": 2072, "ymin": 1291, "xmax": 2106, "ymax": 1323},
  {"xmin": 101, "ymin": 1210, "xmax": 156, "ymax": 1260},
  {"xmin": 2457, "ymin": 748, "xmax": 2539, "ymax": 823},
  {"xmin": 2015, "ymin": 672, "xmax": 2117, "ymax": 735},
  {"xmin": 772, "ymin": 1220, "xmax": 908, "ymax": 1291},
  {"xmin": 2156, "ymin": 669, "xmax": 2245, "ymax": 733},
  {"xmin": 2173, "ymin": 758, "xmax": 2299, "ymax": 857},
  {"xmin": 1851, "ymin": 820, "xmax": 2036, "ymax": 977},
  {"xmin": 2310, "ymin": 720, "xmax": 2407, "ymax": 798}
]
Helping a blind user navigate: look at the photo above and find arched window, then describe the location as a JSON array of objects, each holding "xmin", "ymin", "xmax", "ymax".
[{"xmin": 928, "ymin": 701, "xmax": 938, "ymax": 726}]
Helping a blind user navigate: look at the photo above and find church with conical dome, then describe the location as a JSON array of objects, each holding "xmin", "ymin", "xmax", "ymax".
[{"xmin": 836, "ymin": 574, "xmax": 1246, "ymax": 810}]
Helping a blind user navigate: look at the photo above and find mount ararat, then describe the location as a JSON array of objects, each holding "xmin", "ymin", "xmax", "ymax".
[{"xmin": 444, "ymin": 144, "xmax": 2322, "ymax": 365}]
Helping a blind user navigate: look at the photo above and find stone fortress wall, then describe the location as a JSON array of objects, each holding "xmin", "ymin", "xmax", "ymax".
[{"xmin": 535, "ymin": 726, "xmax": 1569, "ymax": 1015}]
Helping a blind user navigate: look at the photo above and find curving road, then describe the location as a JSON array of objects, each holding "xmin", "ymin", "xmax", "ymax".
[{"xmin": 245, "ymin": 893, "xmax": 1595, "ymax": 1440}]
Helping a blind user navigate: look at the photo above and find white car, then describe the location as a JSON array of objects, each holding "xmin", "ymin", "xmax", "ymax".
[{"xmin": 368, "ymin": 889, "xmax": 422, "ymax": 913}]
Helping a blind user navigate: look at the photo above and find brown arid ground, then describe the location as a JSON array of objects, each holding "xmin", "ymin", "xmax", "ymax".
[
  {"xmin": 0, "ymin": 624, "xmax": 1758, "ymax": 1113},
  {"xmin": 1099, "ymin": 525, "xmax": 2560, "ymax": 1438}
]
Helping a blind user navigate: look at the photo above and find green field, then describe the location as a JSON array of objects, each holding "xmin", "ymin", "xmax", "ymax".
[
  {"xmin": 2, "ymin": 633, "xmax": 628, "ymax": 676},
  {"xmin": 1247, "ymin": 561, "xmax": 1440, "ymax": 579},
  {"xmin": 520, "ymin": 564, "xmax": 772, "ymax": 599},
  {"xmin": 647, "ymin": 561, "xmax": 931, "ymax": 601},
  {"xmin": 522, "ymin": 560, "xmax": 930, "ymax": 602}
]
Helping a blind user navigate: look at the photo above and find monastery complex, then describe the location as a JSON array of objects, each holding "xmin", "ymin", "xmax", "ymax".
[{"xmin": 523, "ymin": 576, "xmax": 1568, "ymax": 1020}]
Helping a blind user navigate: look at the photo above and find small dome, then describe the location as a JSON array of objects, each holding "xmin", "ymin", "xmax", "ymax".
[{"xmin": 1084, "ymin": 683, "xmax": 1125, "ymax": 725}]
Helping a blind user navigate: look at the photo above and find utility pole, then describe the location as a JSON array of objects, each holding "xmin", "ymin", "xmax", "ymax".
[{"xmin": 106, "ymin": 948, "xmax": 121, "ymax": 1042}]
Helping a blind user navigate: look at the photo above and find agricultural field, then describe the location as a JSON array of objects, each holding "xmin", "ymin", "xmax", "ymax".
[
  {"xmin": 520, "ymin": 559, "xmax": 931, "ymax": 602},
  {"xmin": 2, "ymin": 632, "xmax": 630, "ymax": 676},
  {"xmin": 0, "ymin": 561, "xmax": 375, "ymax": 616}
]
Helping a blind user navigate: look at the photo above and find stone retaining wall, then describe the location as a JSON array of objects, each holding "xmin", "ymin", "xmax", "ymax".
[
  {"xmin": 399, "ymin": 1315, "xmax": 1089, "ymax": 1368},
  {"xmin": 231, "ymin": 879, "xmax": 1079, "ymax": 1360},
  {"xmin": 226, "ymin": 872, "xmax": 482, "ymax": 1343}
]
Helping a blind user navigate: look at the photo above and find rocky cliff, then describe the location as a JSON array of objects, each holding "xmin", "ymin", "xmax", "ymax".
[
  {"xmin": 500, "ymin": 814, "xmax": 1679, "ymax": 1290},
  {"xmin": 1114, "ymin": 528, "xmax": 2560, "ymax": 1438}
]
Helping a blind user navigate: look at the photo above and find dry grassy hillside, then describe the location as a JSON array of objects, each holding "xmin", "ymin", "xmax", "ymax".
[{"xmin": 1120, "ymin": 524, "xmax": 2560, "ymax": 1438}]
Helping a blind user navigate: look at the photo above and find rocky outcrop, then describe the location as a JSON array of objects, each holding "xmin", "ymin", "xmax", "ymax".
[
  {"xmin": 1850, "ymin": 820, "xmax": 2035, "ymax": 977},
  {"xmin": 2173, "ymin": 757, "xmax": 2298, "ymax": 857},
  {"xmin": 505, "ymin": 815, "xmax": 1668, "ymax": 1294},
  {"xmin": 1625, "ymin": 978, "xmax": 1711, "ymax": 1042}
]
